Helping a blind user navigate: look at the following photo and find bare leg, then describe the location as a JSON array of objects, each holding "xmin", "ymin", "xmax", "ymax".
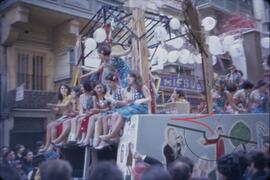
[
  {"xmin": 75, "ymin": 116, "xmax": 85, "ymax": 141},
  {"xmin": 41, "ymin": 121, "xmax": 58, "ymax": 151},
  {"xmin": 82, "ymin": 114, "xmax": 99, "ymax": 145},
  {"xmin": 93, "ymin": 120, "xmax": 102, "ymax": 147},
  {"xmin": 100, "ymin": 114, "xmax": 124, "ymax": 140},
  {"xmin": 68, "ymin": 117, "xmax": 77, "ymax": 142},
  {"xmin": 52, "ymin": 120, "xmax": 71, "ymax": 144},
  {"xmin": 102, "ymin": 115, "xmax": 111, "ymax": 135}
]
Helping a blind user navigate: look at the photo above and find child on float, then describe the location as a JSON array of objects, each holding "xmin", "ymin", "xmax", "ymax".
[
  {"xmin": 40, "ymin": 84, "xmax": 72, "ymax": 152},
  {"xmin": 50, "ymin": 86, "xmax": 81, "ymax": 146},
  {"xmin": 81, "ymin": 82, "xmax": 111, "ymax": 146},
  {"xmin": 99, "ymin": 71, "xmax": 150, "ymax": 142}
]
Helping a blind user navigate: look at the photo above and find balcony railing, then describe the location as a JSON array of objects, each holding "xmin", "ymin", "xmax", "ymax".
[
  {"xmin": 194, "ymin": 0, "xmax": 253, "ymax": 15},
  {"xmin": 7, "ymin": 89, "xmax": 58, "ymax": 109},
  {"xmin": 17, "ymin": 73, "xmax": 47, "ymax": 91}
]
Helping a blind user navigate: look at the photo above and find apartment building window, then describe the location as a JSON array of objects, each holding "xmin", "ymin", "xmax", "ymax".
[{"xmin": 17, "ymin": 50, "xmax": 46, "ymax": 90}]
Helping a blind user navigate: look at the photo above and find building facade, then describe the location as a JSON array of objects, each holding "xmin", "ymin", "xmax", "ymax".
[{"xmin": 0, "ymin": 0, "xmax": 123, "ymax": 149}]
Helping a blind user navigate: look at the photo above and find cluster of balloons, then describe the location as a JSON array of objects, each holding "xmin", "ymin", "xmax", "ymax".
[{"xmin": 84, "ymin": 28, "xmax": 107, "ymax": 54}]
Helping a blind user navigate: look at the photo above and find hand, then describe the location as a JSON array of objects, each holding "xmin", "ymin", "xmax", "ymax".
[{"xmin": 92, "ymin": 108, "xmax": 100, "ymax": 113}]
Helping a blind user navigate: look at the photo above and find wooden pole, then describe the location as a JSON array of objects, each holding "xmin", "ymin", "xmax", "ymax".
[
  {"xmin": 131, "ymin": 9, "xmax": 156, "ymax": 113},
  {"xmin": 185, "ymin": 0, "xmax": 213, "ymax": 113}
]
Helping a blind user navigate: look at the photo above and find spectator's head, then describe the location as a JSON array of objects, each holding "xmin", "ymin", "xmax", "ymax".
[
  {"xmin": 166, "ymin": 128, "xmax": 177, "ymax": 146},
  {"xmin": 3, "ymin": 149, "xmax": 16, "ymax": 162},
  {"xmin": 235, "ymin": 151, "xmax": 249, "ymax": 175},
  {"xmin": 242, "ymin": 80, "xmax": 254, "ymax": 91},
  {"xmin": 32, "ymin": 154, "xmax": 45, "ymax": 167},
  {"xmin": 255, "ymin": 80, "xmax": 267, "ymax": 91},
  {"xmin": 58, "ymin": 84, "xmax": 71, "ymax": 102},
  {"xmin": 247, "ymin": 151, "xmax": 267, "ymax": 172},
  {"xmin": 35, "ymin": 141, "xmax": 44, "ymax": 154},
  {"xmin": 176, "ymin": 90, "xmax": 185, "ymax": 99},
  {"xmin": 1, "ymin": 146, "xmax": 9, "ymax": 157},
  {"xmin": 262, "ymin": 142, "xmax": 270, "ymax": 157},
  {"xmin": 89, "ymin": 161, "xmax": 122, "ymax": 180},
  {"xmin": 177, "ymin": 156, "xmax": 194, "ymax": 174},
  {"xmin": 217, "ymin": 153, "xmax": 241, "ymax": 180},
  {"xmin": 168, "ymin": 161, "xmax": 190, "ymax": 180},
  {"xmin": 40, "ymin": 159, "xmax": 72, "ymax": 180},
  {"xmin": 142, "ymin": 165, "xmax": 171, "ymax": 180},
  {"xmin": 98, "ymin": 46, "xmax": 111, "ymax": 61},
  {"xmin": 81, "ymin": 79, "xmax": 93, "ymax": 94},
  {"xmin": 0, "ymin": 164, "xmax": 21, "ymax": 180},
  {"xmin": 21, "ymin": 149, "xmax": 33, "ymax": 162},
  {"xmin": 14, "ymin": 144, "xmax": 25, "ymax": 156},
  {"xmin": 134, "ymin": 162, "xmax": 150, "ymax": 180}
]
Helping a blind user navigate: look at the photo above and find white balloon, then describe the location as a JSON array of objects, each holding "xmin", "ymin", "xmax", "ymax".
[
  {"xmin": 261, "ymin": 37, "xmax": 270, "ymax": 48},
  {"xmin": 201, "ymin": 17, "xmax": 217, "ymax": 31},
  {"xmin": 166, "ymin": 33, "xmax": 176, "ymax": 46},
  {"xmin": 167, "ymin": 51, "xmax": 180, "ymax": 63},
  {"xmin": 169, "ymin": 18, "xmax": 181, "ymax": 30},
  {"xmin": 171, "ymin": 37, "xmax": 185, "ymax": 49},
  {"xmin": 93, "ymin": 28, "xmax": 106, "ymax": 43},
  {"xmin": 212, "ymin": 56, "xmax": 217, "ymax": 65},
  {"xmin": 187, "ymin": 54, "xmax": 195, "ymax": 64},
  {"xmin": 84, "ymin": 38, "xmax": 97, "ymax": 52},
  {"xmin": 156, "ymin": 48, "xmax": 168, "ymax": 63},
  {"xmin": 208, "ymin": 36, "xmax": 224, "ymax": 55},
  {"xmin": 179, "ymin": 49, "xmax": 190, "ymax": 64},
  {"xmin": 154, "ymin": 26, "xmax": 168, "ymax": 42},
  {"xmin": 195, "ymin": 54, "xmax": 202, "ymax": 64}
]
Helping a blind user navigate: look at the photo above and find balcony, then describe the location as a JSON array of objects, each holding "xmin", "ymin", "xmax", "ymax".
[
  {"xmin": 194, "ymin": 0, "xmax": 253, "ymax": 15},
  {"xmin": 7, "ymin": 89, "xmax": 57, "ymax": 109}
]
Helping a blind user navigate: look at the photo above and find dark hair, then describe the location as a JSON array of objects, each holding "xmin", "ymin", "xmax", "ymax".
[
  {"xmin": 105, "ymin": 73, "xmax": 118, "ymax": 82},
  {"xmin": 72, "ymin": 86, "xmax": 82, "ymax": 97},
  {"xmin": 226, "ymin": 83, "xmax": 237, "ymax": 93},
  {"xmin": 32, "ymin": 154, "xmax": 45, "ymax": 167},
  {"xmin": 217, "ymin": 153, "xmax": 241, "ymax": 179},
  {"xmin": 98, "ymin": 46, "xmax": 111, "ymax": 56},
  {"xmin": 81, "ymin": 79, "xmax": 93, "ymax": 93},
  {"xmin": 58, "ymin": 84, "xmax": 71, "ymax": 102},
  {"xmin": 168, "ymin": 161, "xmax": 190, "ymax": 180},
  {"xmin": 242, "ymin": 80, "xmax": 254, "ymax": 90},
  {"xmin": 234, "ymin": 151, "xmax": 249, "ymax": 174},
  {"xmin": 0, "ymin": 164, "xmax": 21, "ymax": 180},
  {"xmin": 247, "ymin": 151, "xmax": 267, "ymax": 171},
  {"xmin": 93, "ymin": 82, "xmax": 107, "ymax": 96},
  {"xmin": 40, "ymin": 159, "xmax": 72, "ymax": 180},
  {"xmin": 14, "ymin": 144, "xmax": 24, "ymax": 154},
  {"xmin": 177, "ymin": 156, "xmax": 194, "ymax": 173},
  {"xmin": 127, "ymin": 70, "xmax": 143, "ymax": 92},
  {"xmin": 89, "ymin": 161, "xmax": 123, "ymax": 180},
  {"xmin": 176, "ymin": 90, "xmax": 185, "ymax": 98},
  {"xmin": 142, "ymin": 165, "xmax": 172, "ymax": 180},
  {"xmin": 21, "ymin": 149, "xmax": 31, "ymax": 158}
]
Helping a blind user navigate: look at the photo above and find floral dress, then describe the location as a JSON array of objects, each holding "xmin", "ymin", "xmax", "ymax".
[{"xmin": 102, "ymin": 57, "xmax": 130, "ymax": 88}]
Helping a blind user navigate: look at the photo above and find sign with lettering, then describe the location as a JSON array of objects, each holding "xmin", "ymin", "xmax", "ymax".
[{"xmin": 159, "ymin": 75, "xmax": 204, "ymax": 91}]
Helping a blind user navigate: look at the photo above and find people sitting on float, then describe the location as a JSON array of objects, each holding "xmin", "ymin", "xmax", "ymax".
[
  {"xmin": 69, "ymin": 80, "xmax": 94, "ymax": 145},
  {"xmin": 168, "ymin": 88, "xmax": 189, "ymax": 104},
  {"xmin": 80, "ymin": 45, "xmax": 130, "ymax": 88},
  {"xmin": 50, "ymin": 86, "xmax": 81, "ymax": 146},
  {"xmin": 94, "ymin": 73, "xmax": 127, "ymax": 148},
  {"xmin": 249, "ymin": 80, "xmax": 269, "ymax": 113},
  {"xmin": 40, "ymin": 84, "xmax": 72, "ymax": 152},
  {"xmin": 211, "ymin": 79, "xmax": 243, "ymax": 114},
  {"xmin": 99, "ymin": 71, "xmax": 150, "ymax": 143},
  {"xmin": 81, "ymin": 82, "xmax": 111, "ymax": 147}
]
